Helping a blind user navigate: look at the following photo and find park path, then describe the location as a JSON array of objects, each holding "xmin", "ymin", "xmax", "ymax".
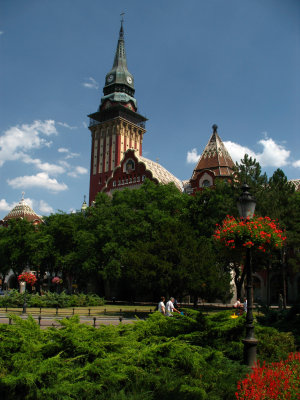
[{"xmin": 0, "ymin": 314, "xmax": 136, "ymax": 328}]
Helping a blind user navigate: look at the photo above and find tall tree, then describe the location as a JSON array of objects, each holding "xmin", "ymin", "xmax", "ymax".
[{"xmin": 0, "ymin": 219, "xmax": 35, "ymax": 280}]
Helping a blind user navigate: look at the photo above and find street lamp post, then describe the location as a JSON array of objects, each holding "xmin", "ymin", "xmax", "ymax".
[{"xmin": 237, "ymin": 184, "xmax": 258, "ymax": 367}]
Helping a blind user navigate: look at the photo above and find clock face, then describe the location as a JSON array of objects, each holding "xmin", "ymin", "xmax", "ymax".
[
  {"xmin": 126, "ymin": 76, "xmax": 133, "ymax": 84},
  {"xmin": 107, "ymin": 74, "xmax": 114, "ymax": 83}
]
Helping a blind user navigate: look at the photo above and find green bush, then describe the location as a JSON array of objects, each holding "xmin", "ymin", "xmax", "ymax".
[
  {"xmin": 0, "ymin": 310, "xmax": 296, "ymax": 399},
  {"xmin": 0, "ymin": 289, "xmax": 25, "ymax": 307},
  {"xmin": 0, "ymin": 314, "xmax": 248, "ymax": 400},
  {"xmin": 256, "ymin": 325, "xmax": 296, "ymax": 362},
  {"xmin": 0, "ymin": 291, "xmax": 105, "ymax": 308},
  {"xmin": 257, "ymin": 303, "xmax": 300, "ymax": 348}
]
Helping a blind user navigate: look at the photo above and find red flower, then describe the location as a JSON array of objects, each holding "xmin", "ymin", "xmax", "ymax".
[
  {"xmin": 236, "ymin": 352, "xmax": 300, "ymax": 399},
  {"xmin": 18, "ymin": 272, "xmax": 37, "ymax": 286},
  {"xmin": 213, "ymin": 216, "xmax": 285, "ymax": 254}
]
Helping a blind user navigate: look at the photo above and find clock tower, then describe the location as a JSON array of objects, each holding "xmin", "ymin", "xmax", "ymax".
[{"xmin": 88, "ymin": 21, "xmax": 147, "ymax": 204}]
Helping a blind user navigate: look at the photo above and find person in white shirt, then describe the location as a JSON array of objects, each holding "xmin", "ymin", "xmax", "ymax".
[
  {"xmin": 166, "ymin": 297, "xmax": 180, "ymax": 317},
  {"xmin": 158, "ymin": 296, "xmax": 166, "ymax": 315}
]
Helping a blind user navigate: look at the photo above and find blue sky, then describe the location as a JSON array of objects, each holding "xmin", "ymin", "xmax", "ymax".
[{"xmin": 0, "ymin": 0, "xmax": 299, "ymax": 219}]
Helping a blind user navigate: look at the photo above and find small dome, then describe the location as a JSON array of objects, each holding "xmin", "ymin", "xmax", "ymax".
[{"xmin": 2, "ymin": 195, "xmax": 43, "ymax": 224}]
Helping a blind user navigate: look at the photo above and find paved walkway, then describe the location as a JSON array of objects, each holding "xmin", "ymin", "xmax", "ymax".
[{"xmin": 0, "ymin": 314, "xmax": 136, "ymax": 328}]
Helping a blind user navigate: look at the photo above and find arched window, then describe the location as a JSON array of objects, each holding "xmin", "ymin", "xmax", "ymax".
[
  {"xmin": 202, "ymin": 179, "xmax": 211, "ymax": 187},
  {"xmin": 125, "ymin": 159, "xmax": 135, "ymax": 173}
]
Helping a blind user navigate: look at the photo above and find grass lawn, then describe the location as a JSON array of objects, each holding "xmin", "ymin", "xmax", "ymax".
[{"xmin": 0, "ymin": 304, "xmax": 156, "ymax": 317}]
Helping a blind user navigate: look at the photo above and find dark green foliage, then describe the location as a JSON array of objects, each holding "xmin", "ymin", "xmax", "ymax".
[
  {"xmin": 0, "ymin": 310, "xmax": 295, "ymax": 400},
  {"xmin": 256, "ymin": 303, "xmax": 300, "ymax": 349},
  {"xmin": 255, "ymin": 325, "xmax": 295, "ymax": 362},
  {"xmin": 0, "ymin": 290, "xmax": 104, "ymax": 308}
]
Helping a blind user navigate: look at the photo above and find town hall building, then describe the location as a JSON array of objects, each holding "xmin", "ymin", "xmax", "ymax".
[{"xmin": 85, "ymin": 21, "xmax": 300, "ymax": 305}]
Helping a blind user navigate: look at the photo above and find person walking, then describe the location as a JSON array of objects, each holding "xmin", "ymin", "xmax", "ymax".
[
  {"xmin": 166, "ymin": 297, "xmax": 180, "ymax": 317},
  {"xmin": 158, "ymin": 296, "xmax": 166, "ymax": 315}
]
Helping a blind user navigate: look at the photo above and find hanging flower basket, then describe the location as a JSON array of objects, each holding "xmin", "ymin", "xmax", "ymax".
[
  {"xmin": 213, "ymin": 215, "xmax": 286, "ymax": 253},
  {"xmin": 52, "ymin": 277, "xmax": 63, "ymax": 285},
  {"xmin": 18, "ymin": 272, "xmax": 37, "ymax": 286}
]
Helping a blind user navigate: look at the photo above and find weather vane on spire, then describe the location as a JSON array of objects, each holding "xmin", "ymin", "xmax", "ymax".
[{"xmin": 120, "ymin": 12, "xmax": 125, "ymax": 23}]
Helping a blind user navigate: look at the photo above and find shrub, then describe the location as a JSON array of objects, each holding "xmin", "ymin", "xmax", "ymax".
[
  {"xmin": 0, "ymin": 310, "xmax": 296, "ymax": 399},
  {"xmin": 256, "ymin": 326, "xmax": 296, "ymax": 363},
  {"xmin": 257, "ymin": 303, "xmax": 300, "ymax": 348},
  {"xmin": 0, "ymin": 289, "xmax": 25, "ymax": 307},
  {"xmin": 0, "ymin": 291, "xmax": 105, "ymax": 308}
]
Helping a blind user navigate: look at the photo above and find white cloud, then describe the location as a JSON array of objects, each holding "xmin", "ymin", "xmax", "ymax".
[
  {"xmin": 57, "ymin": 122, "xmax": 77, "ymax": 130},
  {"xmin": 224, "ymin": 137, "xmax": 290, "ymax": 167},
  {"xmin": 39, "ymin": 200, "xmax": 54, "ymax": 214},
  {"xmin": 0, "ymin": 31, "xmax": 4, "ymax": 35},
  {"xmin": 186, "ymin": 148, "xmax": 200, "ymax": 164},
  {"xmin": 82, "ymin": 77, "xmax": 99, "ymax": 89},
  {"xmin": 0, "ymin": 199, "xmax": 17, "ymax": 212},
  {"xmin": 82, "ymin": 121, "xmax": 88, "ymax": 128},
  {"xmin": 35, "ymin": 162, "xmax": 65, "ymax": 175},
  {"xmin": 292, "ymin": 160, "xmax": 300, "ymax": 168},
  {"xmin": 68, "ymin": 166, "xmax": 88, "ymax": 178},
  {"xmin": 58, "ymin": 147, "xmax": 79, "ymax": 159},
  {"xmin": 22, "ymin": 154, "xmax": 65, "ymax": 174},
  {"xmin": 223, "ymin": 141, "xmax": 256, "ymax": 163},
  {"xmin": 58, "ymin": 148, "xmax": 69, "ymax": 153},
  {"xmin": 257, "ymin": 138, "xmax": 290, "ymax": 167},
  {"xmin": 0, "ymin": 120, "xmax": 57, "ymax": 167},
  {"xmin": 75, "ymin": 166, "xmax": 88, "ymax": 174},
  {"xmin": 7, "ymin": 172, "xmax": 68, "ymax": 192}
]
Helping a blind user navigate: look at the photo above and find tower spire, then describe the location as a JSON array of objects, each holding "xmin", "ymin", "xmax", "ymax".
[
  {"xmin": 112, "ymin": 16, "xmax": 127, "ymax": 70},
  {"xmin": 120, "ymin": 12, "xmax": 125, "ymax": 38}
]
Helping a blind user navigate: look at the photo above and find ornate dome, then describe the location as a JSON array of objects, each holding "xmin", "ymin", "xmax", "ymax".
[
  {"xmin": 138, "ymin": 155, "xmax": 182, "ymax": 190},
  {"xmin": 2, "ymin": 194, "xmax": 42, "ymax": 225}
]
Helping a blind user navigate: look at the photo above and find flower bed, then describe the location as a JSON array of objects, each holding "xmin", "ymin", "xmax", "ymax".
[{"xmin": 236, "ymin": 352, "xmax": 300, "ymax": 399}]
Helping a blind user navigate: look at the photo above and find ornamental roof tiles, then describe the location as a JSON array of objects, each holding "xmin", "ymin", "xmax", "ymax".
[
  {"xmin": 138, "ymin": 155, "xmax": 182, "ymax": 190},
  {"xmin": 192, "ymin": 125, "xmax": 235, "ymax": 179},
  {"xmin": 290, "ymin": 179, "xmax": 300, "ymax": 191},
  {"xmin": 103, "ymin": 149, "xmax": 182, "ymax": 193},
  {"xmin": 2, "ymin": 195, "xmax": 42, "ymax": 224}
]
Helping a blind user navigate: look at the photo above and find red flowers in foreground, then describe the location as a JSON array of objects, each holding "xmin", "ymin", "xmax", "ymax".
[
  {"xmin": 18, "ymin": 272, "xmax": 37, "ymax": 286},
  {"xmin": 214, "ymin": 215, "xmax": 286, "ymax": 253},
  {"xmin": 236, "ymin": 352, "xmax": 300, "ymax": 399}
]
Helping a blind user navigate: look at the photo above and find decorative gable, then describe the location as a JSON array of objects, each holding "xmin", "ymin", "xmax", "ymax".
[{"xmin": 102, "ymin": 149, "xmax": 182, "ymax": 194}]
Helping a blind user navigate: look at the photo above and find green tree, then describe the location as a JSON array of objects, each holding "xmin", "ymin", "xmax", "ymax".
[
  {"xmin": 43, "ymin": 212, "xmax": 88, "ymax": 292},
  {"xmin": 0, "ymin": 219, "xmax": 35, "ymax": 279},
  {"xmin": 188, "ymin": 179, "xmax": 237, "ymax": 237},
  {"xmin": 234, "ymin": 154, "xmax": 268, "ymax": 194},
  {"xmin": 88, "ymin": 181, "xmax": 231, "ymax": 302}
]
